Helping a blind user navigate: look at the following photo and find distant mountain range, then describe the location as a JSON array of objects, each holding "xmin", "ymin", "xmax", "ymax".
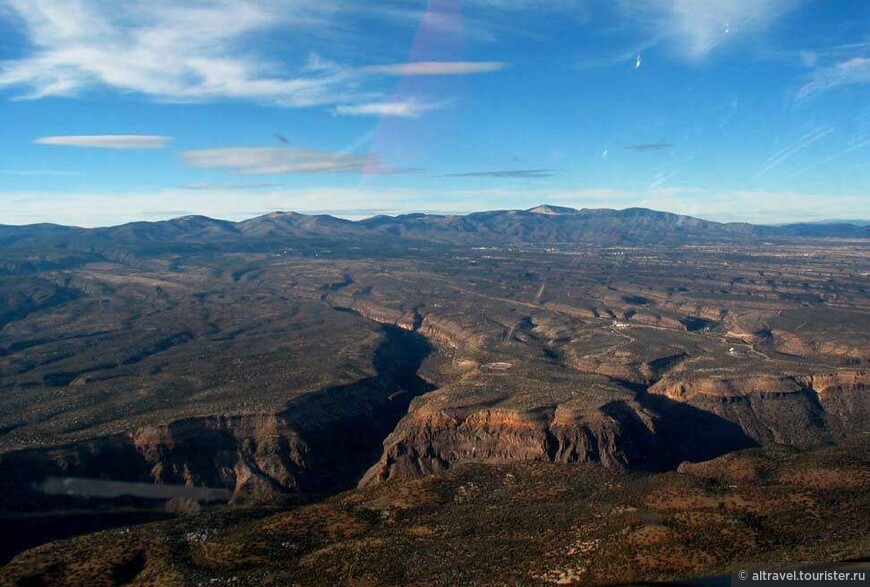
[
  {"xmin": 1, "ymin": 206, "xmax": 867, "ymax": 251},
  {"xmin": 772, "ymin": 218, "xmax": 870, "ymax": 227}
]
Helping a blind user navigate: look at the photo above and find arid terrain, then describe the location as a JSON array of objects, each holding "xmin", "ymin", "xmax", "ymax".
[
  {"xmin": 3, "ymin": 440, "xmax": 867, "ymax": 586},
  {"xmin": 0, "ymin": 206, "xmax": 867, "ymax": 585}
]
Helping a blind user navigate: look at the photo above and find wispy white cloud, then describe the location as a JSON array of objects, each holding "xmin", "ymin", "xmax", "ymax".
[
  {"xmin": 332, "ymin": 99, "xmax": 449, "ymax": 117},
  {"xmin": 358, "ymin": 61, "xmax": 507, "ymax": 75},
  {"xmin": 791, "ymin": 136, "xmax": 870, "ymax": 174},
  {"xmin": 34, "ymin": 134, "xmax": 171, "ymax": 149},
  {"xmin": 778, "ymin": 40, "xmax": 870, "ymax": 69},
  {"xmin": 797, "ymin": 57, "xmax": 870, "ymax": 102},
  {"xmin": 618, "ymin": 0, "xmax": 801, "ymax": 61},
  {"xmin": 179, "ymin": 146, "xmax": 413, "ymax": 175},
  {"xmin": 0, "ymin": 2, "xmax": 508, "ymax": 110},
  {"xmin": 364, "ymin": 1, "xmax": 583, "ymax": 43},
  {"xmin": 752, "ymin": 124, "xmax": 834, "ymax": 178},
  {"xmin": 0, "ymin": 1, "xmax": 356, "ymax": 105}
]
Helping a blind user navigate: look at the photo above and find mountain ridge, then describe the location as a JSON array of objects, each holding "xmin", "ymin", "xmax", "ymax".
[{"xmin": 1, "ymin": 205, "xmax": 867, "ymax": 249}]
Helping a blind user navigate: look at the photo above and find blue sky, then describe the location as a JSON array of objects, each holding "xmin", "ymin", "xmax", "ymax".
[{"xmin": 0, "ymin": 0, "xmax": 868, "ymax": 226}]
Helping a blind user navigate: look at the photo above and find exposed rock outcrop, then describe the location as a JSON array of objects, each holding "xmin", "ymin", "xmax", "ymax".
[
  {"xmin": 649, "ymin": 370, "xmax": 868, "ymax": 445},
  {"xmin": 0, "ymin": 325, "xmax": 435, "ymax": 508},
  {"xmin": 360, "ymin": 393, "xmax": 759, "ymax": 486}
]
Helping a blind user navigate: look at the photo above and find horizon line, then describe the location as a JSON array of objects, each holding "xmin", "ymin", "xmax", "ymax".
[{"xmin": 1, "ymin": 205, "xmax": 868, "ymax": 230}]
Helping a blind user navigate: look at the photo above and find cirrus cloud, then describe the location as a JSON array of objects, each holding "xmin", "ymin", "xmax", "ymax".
[
  {"xmin": 34, "ymin": 135, "xmax": 172, "ymax": 149},
  {"xmin": 797, "ymin": 57, "xmax": 870, "ymax": 102},
  {"xmin": 0, "ymin": 1, "xmax": 357, "ymax": 105},
  {"xmin": 332, "ymin": 99, "xmax": 449, "ymax": 117},
  {"xmin": 617, "ymin": 0, "xmax": 801, "ymax": 61},
  {"xmin": 0, "ymin": 1, "xmax": 509, "ymax": 112},
  {"xmin": 179, "ymin": 146, "xmax": 413, "ymax": 175}
]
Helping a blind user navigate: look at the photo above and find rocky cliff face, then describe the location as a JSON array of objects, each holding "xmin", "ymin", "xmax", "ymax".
[
  {"xmin": 0, "ymin": 325, "xmax": 435, "ymax": 508},
  {"xmin": 7, "ymin": 322, "xmax": 860, "ymax": 510},
  {"xmin": 360, "ymin": 368, "xmax": 868, "ymax": 486},
  {"xmin": 0, "ymin": 414, "xmax": 304, "ymax": 508},
  {"xmin": 359, "ymin": 390, "xmax": 765, "ymax": 486},
  {"xmin": 649, "ymin": 370, "xmax": 868, "ymax": 445},
  {"xmin": 361, "ymin": 408, "xmax": 552, "ymax": 484},
  {"xmin": 0, "ymin": 386, "xmax": 395, "ymax": 508},
  {"xmin": 129, "ymin": 414, "xmax": 309, "ymax": 502}
]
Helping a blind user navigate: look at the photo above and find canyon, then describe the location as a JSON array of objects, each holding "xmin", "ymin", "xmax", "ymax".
[{"xmin": 0, "ymin": 207, "xmax": 867, "ymax": 583}]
